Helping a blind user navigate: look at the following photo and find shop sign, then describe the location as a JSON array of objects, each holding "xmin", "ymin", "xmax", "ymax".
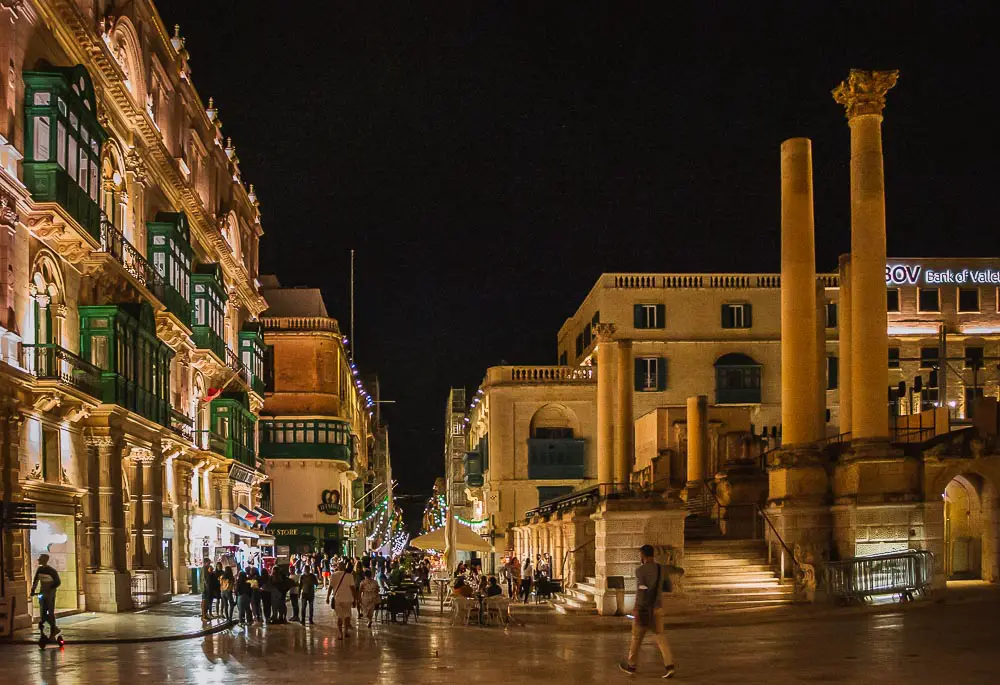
[
  {"xmin": 317, "ymin": 489, "xmax": 341, "ymax": 515},
  {"xmin": 886, "ymin": 263, "xmax": 1000, "ymax": 286}
]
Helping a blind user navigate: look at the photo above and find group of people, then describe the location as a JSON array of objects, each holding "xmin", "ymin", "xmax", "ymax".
[
  {"xmin": 495, "ymin": 553, "xmax": 555, "ymax": 602},
  {"xmin": 450, "ymin": 561, "xmax": 504, "ymax": 600},
  {"xmin": 200, "ymin": 551, "xmax": 425, "ymax": 637}
]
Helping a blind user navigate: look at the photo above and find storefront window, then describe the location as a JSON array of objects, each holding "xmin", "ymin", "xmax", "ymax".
[{"xmin": 29, "ymin": 514, "xmax": 78, "ymax": 612}]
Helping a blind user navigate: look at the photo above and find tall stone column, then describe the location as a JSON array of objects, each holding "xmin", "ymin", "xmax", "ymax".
[
  {"xmin": 833, "ymin": 69, "xmax": 898, "ymax": 442},
  {"xmin": 0, "ymin": 401, "xmax": 30, "ymax": 630},
  {"xmin": 593, "ymin": 323, "xmax": 617, "ymax": 486},
  {"xmin": 780, "ymin": 137, "xmax": 820, "ymax": 446},
  {"xmin": 614, "ymin": 339, "xmax": 634, "ymax": 486},
  {"xmin": 84, "ymin": 432, "xmax": 132, "ymax": 612},
  {"xmin": 816, "ymin": 279, "xmax": 828, "ymax": 439},
  {"xmin": 685, "ymin": 395, "xmax": 708, "ymax": 486},
  {"xmin": 173, "ymin": 460, "xmax": 193, "ymax": 593},
  {"xmin": 838, "ymin": 255, "xmax": 853, "ymax": 434}
]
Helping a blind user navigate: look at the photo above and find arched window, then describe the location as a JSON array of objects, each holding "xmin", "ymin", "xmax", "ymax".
[{"xmin": 714, "ymin": 353, "xmax": 762, "ymax": 404}]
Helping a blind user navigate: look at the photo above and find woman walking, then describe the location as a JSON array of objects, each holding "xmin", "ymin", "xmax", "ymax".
[
  {"xmin": 236, "ymin": 571, "xmax": 252, "ymax": 626},
  {"xmin": 220, "ymin": 567, "xmax": 236, "ymax": 621},
  {"xmin": 326, "ymin": 561, "xmax": 358, "ymax": 639},
  {"xmin": 358, "ymin": 570, "xmax": 380, "ymax": 627}
]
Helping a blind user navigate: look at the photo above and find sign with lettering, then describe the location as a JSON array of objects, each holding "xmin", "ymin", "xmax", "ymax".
[
  {"xmin": 886, "ymin": 264, "xmax": 1000, "ymax": 286},
  {"xmin": 318, "ymin": 489, "xmax": 341, "ymax": 515}
]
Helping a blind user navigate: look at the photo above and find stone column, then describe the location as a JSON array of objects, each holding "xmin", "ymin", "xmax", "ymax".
[
  {"xmin": 0, "ymin": 402, "xmax": 30, "ymax": 630},
  {"xmin": 593, "ymin": 323, "xmax": 617, "ymax": 486},
  {"xmin": 614, "ymin": 339, "xmax": 634, "ymax": 486},
  {"xmin": 838, "ymin": 255, "xmax": 853, "ymax": 434},
  {"xmin": 84, "ymin": 432, "xmax": 132, "ymax": 612},
  {"xmin": 780, "ymin": 137, "xmax": 820, "ymax": 446},
  {"xmin": 816, "ymin": 279, "xmax": 828, "ymax": 439},
  {"xmin": 833, "ymin": 69, "xmax": 898, "ymax": 442},
  {"xmin": 172, "ymin": 460, "xmax": 193, "ymax": 593},
  {"xmin": 685, "ymin": 395, "xmax": 708, "ymax": 485}
]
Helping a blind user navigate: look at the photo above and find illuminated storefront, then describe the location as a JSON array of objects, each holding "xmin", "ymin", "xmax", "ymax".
[{"xmin": 29, "ymin": 514, "xmax": 79, "ymax": 612}]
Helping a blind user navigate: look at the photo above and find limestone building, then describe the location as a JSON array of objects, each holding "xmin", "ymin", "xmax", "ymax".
[
  {"xmin": 1, "ymin": 1, "xmax": 271, "ymax": 631},
  {"xmin": 259, "ymin": 277, "xmax": 382, "ymax": 558},
  {"xmin": 443, "ymin": 387, "xmax": 469, "ymax": 518}
]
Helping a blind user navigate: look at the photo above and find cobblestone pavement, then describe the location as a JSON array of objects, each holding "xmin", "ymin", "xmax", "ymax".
[{"xmin": 4, "ymin": 593, "xmax": 999, "ymax": 684}]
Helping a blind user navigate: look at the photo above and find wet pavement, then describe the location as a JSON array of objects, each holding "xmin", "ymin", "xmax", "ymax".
[{"xmin": 3, "ymin": 591, "xmax": 1000, "ymax": 684}]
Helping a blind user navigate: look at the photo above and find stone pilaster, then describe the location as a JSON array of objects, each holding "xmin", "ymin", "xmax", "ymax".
[
  {"xmin": 593, "ymin": 323, "xmax": 617, "ymax": 486},
  {"xmin": 833, "ymin": 69, "xmax": 898, "ymax": 442},
  {"xmin": 780, "ymin": 137, "xmax": 820, "ymax": 446},
  {"xmin": 838, "ymin": 255, "xmax": 853, "ymax": 434},
  {"xmin": 83, "ymin": 432, "xmax": 132, "ymax": 612},
  {"xmin": 684, "ymin": 395, "xmax": 708, "ymax": 491},
  {"xmin": 0, "ymin": 402, "xmax": 30, "ymax": 631},
  {"xmin": 591, "ymin": 497, "xmax": 685, "ymax": 615},
  {"xmin": 615, "ymin": 339, "xmax": 634, "ymax": 485},
  {"xmin": 172, "ymin": 459, "xmax": 193, "ymax": 593},
  {"xmin": 816, "ymin": 278, "xmax": 827, "ymax": 438}
]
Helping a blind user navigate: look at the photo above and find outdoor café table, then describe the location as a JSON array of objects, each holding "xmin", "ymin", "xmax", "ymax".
[{"xmin": 433, "ymin": 578, "xmax": 451, "ymax": 614}]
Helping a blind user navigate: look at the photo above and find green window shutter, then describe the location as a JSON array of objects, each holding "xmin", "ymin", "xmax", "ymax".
[
  {"xmin": 721, "ymin": 304, "xmax": 732, "ymax": 329},
  {"xmin": 657, "ymin": 358, "xmax": 667, "ymax": 390},
  {"xmin": 655, "ymin": 304, "xmax": 666, "ymax": 329},
  {"xmin": 827, "ymin": 356, "xmax": 839, "ymax": 390},
  {"xmin": 745, "ymin": 304, "xmax": 753, "ymax": 328},
  {"xmin": 634, "ymin": 304, "xmax": 644, "ymax": 328},
  {"xmin": 634, "ymin": 358, "xmax": 644, "ymax": 391}
]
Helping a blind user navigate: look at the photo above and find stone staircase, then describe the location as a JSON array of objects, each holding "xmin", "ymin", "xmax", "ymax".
[
  {"xmin": 550, "ymin": 576, "xmax": 599, "ymax": 615},
  {"xmin": 682, "ymin": 539, "xmax": 798, "ymax": 610}
]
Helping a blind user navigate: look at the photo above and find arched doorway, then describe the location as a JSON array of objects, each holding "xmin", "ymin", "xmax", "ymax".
[{"xmin": 943, "ymin": 473, "xmax": 1000, "ymax": 582}]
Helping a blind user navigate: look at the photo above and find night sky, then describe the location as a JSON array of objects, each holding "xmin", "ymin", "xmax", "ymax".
[{"xmin": 162, "ymin": 2, "xmax": 999, "ymax": 531}]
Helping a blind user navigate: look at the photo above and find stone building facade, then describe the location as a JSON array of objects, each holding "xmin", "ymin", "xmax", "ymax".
[
  {"xmin": 1, "ymin": 0, "xmax": 270, "ymax": 632},
  {"xmin": 258, "ymin": 277, "xmax": 381, "ymax": 558}
]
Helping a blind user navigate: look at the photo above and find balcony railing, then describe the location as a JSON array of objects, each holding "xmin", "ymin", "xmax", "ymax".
[
  {"xmin": 483, "ymin": 365, "xmax": 595, "ymax": 388},
  {"xmin": 99, "ymin": 214, "xmax": 165, "ymax": 296},
  {"xmin": 170, "ymin": 409, "xmax": 194, "ymax": 442},
  {"xmin": 23, "ymin": 344, "xmax": 102, "ymax": 398},
  {"xmin": 225, "ymin": 345, "xmax": 255, "ymax": 389},
  {"xmin": 193, "ymin": 429, "xmax": 228, "ymax": 455},
  {"xmin": 527, "ymin": 438, "xmax": 586, "ymax": 479}
]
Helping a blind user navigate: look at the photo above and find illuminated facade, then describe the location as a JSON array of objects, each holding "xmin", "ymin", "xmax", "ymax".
[
  {"xmin": 1, "ymin": 0, "xmax": 269, "ymax": 630},
  {"xmin": 259, "ymin": 277, "xmax": 382, "ymax": 558}
]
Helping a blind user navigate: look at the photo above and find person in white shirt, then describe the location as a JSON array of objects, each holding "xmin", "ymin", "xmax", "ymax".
[{"xmin": 326, "ymin": 561, "xmax": 358, "ymax": 638}]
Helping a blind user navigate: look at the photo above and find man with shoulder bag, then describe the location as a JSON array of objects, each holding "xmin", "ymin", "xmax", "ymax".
[{"xmin": 619, "ymin": 544, "xmax": 677, "ymax": 679}]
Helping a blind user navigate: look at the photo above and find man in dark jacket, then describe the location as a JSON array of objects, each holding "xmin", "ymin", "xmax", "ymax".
[
  {"xmin": 619, "ymin": 545, "xmax": 676, "ymax": 679},
  {"xmin": 31, "ymin": 554, "xmax": 61, "ymax": 637}
]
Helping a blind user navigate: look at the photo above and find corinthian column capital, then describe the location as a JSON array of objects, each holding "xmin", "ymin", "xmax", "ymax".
[
  {"xmin": 592, "ymin": 322, "xmax": 617, "ymax": 344},
  {"xmin": 832, "ymin": 69, "xmax": 899, "ymax": 119}
]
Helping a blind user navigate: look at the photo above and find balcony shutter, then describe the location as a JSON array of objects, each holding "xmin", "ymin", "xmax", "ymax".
[
  {"xmin": 657, "ymin": 358, "xmax": 667, "ymax": 390},
  {"xmin": 721, "ymin": 304, "xmax": 733, "ymax": 329},
  {"xmin": 745, "ymin": 303, "xmax": 753, "ymax": 327},
  {"xmin": 634, "ymin": 358, "xmax": 644, "ymax": 391},
  {"xmin": 655, "ymin": 304, "xmax": 666, "ymax": 329},
  {"xmin": 634, "ymin": 304, "xmax": 644, "ymax": 328}
]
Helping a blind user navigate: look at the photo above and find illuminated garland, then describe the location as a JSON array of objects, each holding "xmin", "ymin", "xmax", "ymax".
[{"xmin": 342, "ymin": 496, "xmax": 389, "ymax": 529}]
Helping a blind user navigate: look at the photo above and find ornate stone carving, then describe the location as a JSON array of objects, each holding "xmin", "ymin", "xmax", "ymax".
[
  {"xmin": 61, "ymin": 404, "xmax": 92, "ymax": 423},
  {"xmin": 127, "ymin": 447, "xmax": 156, "ymax": 465},
  {"xmin": 793, "ymin": 543, "xmax": 818, "ymax": 602},
  {"xmin": 592, "ymin": 322, "xmax": 617, "ymax": 343},
  {"xmin": 84, "ymin": 432, "xmax": 117, "ymax": 449},
  {"xmin": 832, "ymin": 69, "xmax": 899, "ymax": 119},
  {"xmin": 0, "ymin": 191, "xmax": 18, "ymax": 228},
  {"xmin": 32, "ymin": 393, "xmax": 61, "ymax": 413},
  {"xmin": 125, "ymin": 147, "xmax": 149, "ymax": 186}
]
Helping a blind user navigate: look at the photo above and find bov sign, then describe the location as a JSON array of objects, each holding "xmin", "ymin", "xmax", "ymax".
[{"xmin": 886, "ymin": 263, "xmax": 1000, "ymax": 286}]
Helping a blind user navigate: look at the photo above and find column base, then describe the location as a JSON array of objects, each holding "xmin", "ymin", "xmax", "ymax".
[
  {"xmin": 768, "ymin": 445, "xmax": 829, "ymax": 507},
  {"xmin": 84, "ymin": 571, "xmax": 134, "ymax": 613}
]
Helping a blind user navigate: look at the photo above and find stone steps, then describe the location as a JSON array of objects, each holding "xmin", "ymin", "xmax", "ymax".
[{"xmin": 680, "ymin": 539, "xmax": 799, "ymax": 610}]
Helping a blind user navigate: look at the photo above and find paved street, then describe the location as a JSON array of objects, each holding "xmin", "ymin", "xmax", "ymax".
[{"xmin": 3, "ymin": 593, "xmax": 999, "ymax": 684}]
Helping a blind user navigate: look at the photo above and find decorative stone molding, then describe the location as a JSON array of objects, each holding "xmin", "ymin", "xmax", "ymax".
[
  {"xmin": 592, "ymin": 322, "xmax": 617, "ymax": 343},
  {"xmin": 125, "ymin": 147, "xmax": 149, "ymax": 186},
  {"xmin": 84, "ymin": 433, "xmax": 117, "ymax": 449},
  {"xmin": 832, "ymin": 69, "xmax": 899, "ymax": 119},
  {"xmin": 32, "ymin": 393, "xmax": 61, "ymax": 413},
  {"xmin": 0, "ymin": 190, "xmax": 18, "ymax": 228},
  {"xmin": 61, "ymin": 405, "xmax": 92, "ymax": 423},
  {"xmin": 127, "ymin": 447, "xmax": 156, "ymax": 465}
]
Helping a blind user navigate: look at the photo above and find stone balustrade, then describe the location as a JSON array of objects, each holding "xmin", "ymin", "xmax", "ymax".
[
  {"xmin": 608, "ymin": 272, "xmax": 839, "ymax": 290},
  {"xmin": 260, "ymin": 316, "xmax": 341, "ymax": 333},
  {"xmin": 482, "ymin": 365, "xmax": 595, "ymax": 387}
]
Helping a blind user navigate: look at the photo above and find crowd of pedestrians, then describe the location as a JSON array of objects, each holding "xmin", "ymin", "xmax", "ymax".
[{"xmin": 199, "ymin": 551, "xmax": 422, "ymax": 637}]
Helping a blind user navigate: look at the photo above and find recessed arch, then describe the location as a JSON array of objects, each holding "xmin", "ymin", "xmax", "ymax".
[
  {"xmin": 108, "ymin": 16, "xmax": 145, "ymax": 104},
  {"xmin": 529, "ymin": 403, "xmax": 579, "ymax": 439},
  {"xmin": 30, "ymin": 249, "xmax": 66, "ymax": 305}
]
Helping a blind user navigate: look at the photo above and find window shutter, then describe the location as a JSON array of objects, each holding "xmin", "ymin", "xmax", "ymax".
[
  {"xmin": 721, "ymin": 304, "xmax": 732, "ymax": 329},
  {"xmin": 634, "ymin": 304, "xmax": 644, "ymax": 328},
  {"xmin": 655, "ymin": 304, "xmax": 666, "ymax": 329},
  {"xmin": 657, "ymin": 358, "xmax": 667, "ymax": 390},
  {"xmin": 827, "ymin": 356, "xmax": 839, "ymax": 390},
  {"xmin": 634, "ymin": 358, "xmax": 644, "ymax": 391},
  {"xmin": 745, "ymin": 303, "xmax": 753, "ymax": 328}
]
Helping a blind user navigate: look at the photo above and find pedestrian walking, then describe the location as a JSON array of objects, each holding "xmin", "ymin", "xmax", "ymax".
[
  {"xmin": 220, "ymin": 567, "xmax": 236, "ymax": 621},
  {"xmin": 249, "ymin": 567, "xmax": 263, "ymax": 623},
  {"xmin": 326, "ymin": 561, "xmax": 357, "ymax": 639},
  {"xmin": 236, "ymin": 571, "xmax": 252, "ymax": 625},
  {"xmin": 618, "ymin": 544, "xmax": 676, "ymax": 679},
  {"xmin": 520, "ymin": 557, "xmax": 533, "ymax": 602},
  {"xmin": 259, "ymin": 567, "xmax": 272, "ymax": 624},
  {"xmin": 289, "ymin": 565, "xmax": 301, "ymax": 622},
  {"xmin": 30, "ymin": 554, "xmax": 61, "ymax": 639},
  {"xmin": 200, "ymin": 560, "xmax": 215, "ymax": 620},
  {"xmin": 358, "ymin": 570, "xmax": 380, "ymax": 627},
  {"xmin": 299, "ymin": 565, "xmax": 320, "ymax": 624}
]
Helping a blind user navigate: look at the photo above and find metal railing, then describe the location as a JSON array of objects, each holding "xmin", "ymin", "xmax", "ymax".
[
  {"xmin": 23, "ymin": 343, "xmax": 102, "ymax": 398},
  {"xmin": 560, "ymin": 538, "xmax": 595, "ymax": 588},
  {"xmin": 824, "ymin": 550, "xmax": 934, "ymax": 604},
  {"xmin": 98, "ymin": 214, "xmax": 164, "ymax": 294},
  {"xmin": 225, "ymin": 345, "xmax": 252, "ymax": 387},
  {"xmin": 170, "ymin": 409, "xmax": 194, "ymax": 441},
  {"xmin": 193, "ymin": 429, "xmax": 227, "ymax": 454},
  {"xmin": 756, "ymin": 504, "xmax": 800, "ymax": 584}
]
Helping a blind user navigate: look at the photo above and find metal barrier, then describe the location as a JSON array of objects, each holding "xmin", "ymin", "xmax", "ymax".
[{"xmin": 824, "ymin": 550, "xmax": 934, "ymax": 604}]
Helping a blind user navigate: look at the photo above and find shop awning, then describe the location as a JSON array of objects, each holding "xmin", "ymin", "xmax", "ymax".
[{"xmin": 411, "ymin": 522, "xmax": 491, "ymax": 552}]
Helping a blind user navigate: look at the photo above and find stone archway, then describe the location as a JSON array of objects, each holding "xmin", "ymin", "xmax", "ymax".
[{"xmin": 943, "ymin": 473, "xmax": 1000, "ymax": 582}]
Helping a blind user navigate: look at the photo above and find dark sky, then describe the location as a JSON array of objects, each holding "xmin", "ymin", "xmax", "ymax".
[{"xmin": 162, "ymin": 2, "xmax": 999, "ymax": 531}]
